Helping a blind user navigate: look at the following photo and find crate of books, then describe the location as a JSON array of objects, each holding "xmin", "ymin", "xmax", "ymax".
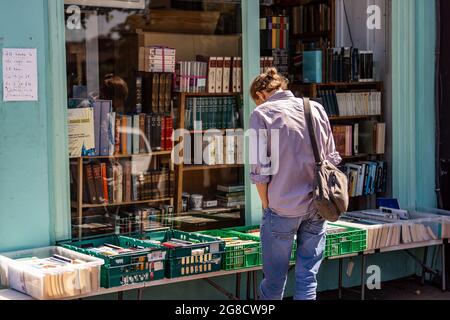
[
  {"xmin": 199, "ymin": 230, "xmax": 261, "ymax": 270},
  {"xmin": 325, "ymin": 224, "xmax": 367, "ymax": 258},
  {"xmin": 0, "ymin": 246, "xmax": 104, "ymax": 300},
  {"xmin": 224, "ymin": 225, "xmax": 297, "ymax": 263},
  {"xmin": 139, "ymin": 229, "xmax": 225, "ymax": 278},
  {"xmin": 61, "ymin": 235, "xmax": 167, "ymax": 288}
]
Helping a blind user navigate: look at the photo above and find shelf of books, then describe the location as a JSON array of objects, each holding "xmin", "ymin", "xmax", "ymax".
[{"xmin": 260, "ymin": 0, "xmax": 388, "ymax": 212}]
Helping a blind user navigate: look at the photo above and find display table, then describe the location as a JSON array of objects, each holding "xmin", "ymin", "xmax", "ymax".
[{"xmin": 1, "ymin": 241, "xmax": 446, "ymax": 301}]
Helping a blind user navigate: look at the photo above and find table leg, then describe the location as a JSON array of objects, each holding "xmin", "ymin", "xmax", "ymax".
[
  {"xmin": 236, "ymin": 273, "xmax": 241, "ymax": 300},
  {"xmin": 360, "ymin": 255, "xmax": 366, "ymax": 301},
  {"xmin": 338, "ymin": 258, "xmax": 343, "ymax": 300},
  {"xmin": 442, "ymin": 243, "xmax": 447, "ymax": 291},
  {"xmin": 252, "ymin": 271, "xmax": 258, "ymax": 300},
  {"xmin": 246, "ymin": 272, "xmax": 251, "ymax": 300},
  {"xmin": 137, "ymin": 288, "xmax": 144, "ymax": 301},
  {"xmin": 421, "ymin": 247, "xmax": 429, "ymax": 285}
]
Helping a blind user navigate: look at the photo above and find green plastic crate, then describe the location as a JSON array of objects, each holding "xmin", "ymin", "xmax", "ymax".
[
  {"xmin": 199, "ymin": 230, "xmax": 262, "ymax": 270},
  {"xmin": 324, "ymin": 224, "xmax": 367, "ymax": 258},
  {"xmin": 224, "ymin": 225, "xmax": 297, "ymax": 263},
  {"xmin": 139, "ymin": 230, "xmax": 225, "ymax": 278},
  {"xmin": 61, "ymin": 235, "xmax": 167, "ymax": 288}
]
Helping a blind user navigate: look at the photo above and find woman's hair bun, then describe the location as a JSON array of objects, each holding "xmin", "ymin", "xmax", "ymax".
[{"xmin": 265, "ymin": 67, "xmax": 278, "ymax": 78}]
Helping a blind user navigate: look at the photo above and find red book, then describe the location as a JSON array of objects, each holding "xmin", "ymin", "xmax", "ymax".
[
  {"xmin": 101, "ymin": 163, "xmax": 109, "ymax": 203},
  {"xmin": 165, "ymin": 117, "xmax": 174, "ymax": 151},
  {"xmin": 161, "ymin": 115, "xmax": 166, "ymax": 151}
]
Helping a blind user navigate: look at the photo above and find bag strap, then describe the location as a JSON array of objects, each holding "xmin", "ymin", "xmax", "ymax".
[{"xmin": 303, "ymin": 98, "xmax": 323, "ymax": 164}]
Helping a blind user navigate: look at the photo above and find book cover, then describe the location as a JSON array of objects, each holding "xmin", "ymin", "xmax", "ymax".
[
  {"xmin": 223, "ymin": 57, "xmax": 232, "ymax": 93},
  {"xmin": 139, "ymin": 114, "xmax": 146, "ymax": 154},
  {"xmin": 101, "ymin": 163, "xmax": 109, "ymax": 204},
  {"xmin": 215, "ymin": 57, "xmax": 224, "ymax": 93},
  {"xmin": 92, "ymin": 164, "xmax": 104, "ymax": 204},
  {"xmin": 67, "ymin": 108, "xmax": 95, "ymax": 158},
  {"xmin": 108, "ymin": 112, "xmax": 116, "ymax": 157},
  {"xmin": 126, "ymin": 115, "xmax": 133, "ymax": 156},
  {"xmin": 157, "ymin": 73, "xmax": 165, "ymax": 113},
  {"xmin": 84, "ymin": 164, "xmax": 97, "ymax": 204},
  {"xmin": 132, "ymin": 114, "xmax": 140, "ymax": 155},
  {"xmin": 121, "ymin": 116, "xmax": 128, "ymax": 155}
]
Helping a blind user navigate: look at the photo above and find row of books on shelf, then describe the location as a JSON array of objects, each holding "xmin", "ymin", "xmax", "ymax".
[
  {"xmin": 333, "ymin": 122, "xmax": 386, "ymax": 157},
  {"xmin": 318, "ymin": 90, "xmax": 382, "ymax": 117},
  {"xmin": 71, "ymin": 162, "xmax": 174, "ymax": 205},
  {"xmin": 185, "ymin": 97, "xmax": 238, "ymax": 131},
  {"xmin": 68, "ymin": 101, "xmax": 174, "ymax": 158},
  {"xmin": 177, "ymin": 57, "xmax": 243, "ymax": 94},
  {"xmin": 261, "ymin": 49, "xmax": 289, "ymax": 78},
  {"xmin": 137, "ymin": 72, "xmax": 173, "ymax": 114},
  {"xmin": 260, "ymin": 15, "xmax": 290, "ymax": 50},
  {"xmin": 199, "ymin": 134, "xmax": 244, "ymax": 166},
  {"xmin": 138, "ymin": 46, "xmax": 243, "ymax": 94},
  {"xmin": 139, "ymin": 46, "xmax": 176, "ymax": 73},
  {"xmin": 114, "ymin": 113, "xmax": 174, "ymax": 154},
  {"xmin": 342, "ymin": 161, "xmax": 387, "ymax": 197},
  {"xmin": 291, "ymin": 3, "xmax": 332, "ymax": 35},
  {"xmin": 323, "ymin": 47, "xmax": 374, "ymax": 83}
]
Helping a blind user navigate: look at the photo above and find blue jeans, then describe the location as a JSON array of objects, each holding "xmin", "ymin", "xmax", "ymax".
[{"xmin": 259, "ymin": 207, "xmax": 327, "ymax": 301}]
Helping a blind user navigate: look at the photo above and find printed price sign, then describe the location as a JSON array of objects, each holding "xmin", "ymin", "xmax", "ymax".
[{"xmin": 2, "ymin": 48, "xmax": 38, "ymax": 102}]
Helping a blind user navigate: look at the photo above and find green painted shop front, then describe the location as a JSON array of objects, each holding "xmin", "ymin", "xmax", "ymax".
[{"xmin": 0, "ymin": 0, "xmax": 437, "ymax": 299}]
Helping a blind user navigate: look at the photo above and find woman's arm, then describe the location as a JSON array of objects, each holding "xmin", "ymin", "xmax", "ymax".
[{"xmin": 256, "ymin": 183, "xmax": 269, "ymax": 210}]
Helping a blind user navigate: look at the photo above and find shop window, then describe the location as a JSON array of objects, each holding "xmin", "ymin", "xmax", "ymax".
[{"xmin": 65, "ymin": 0, "xmax": 245, "ymax": 239}]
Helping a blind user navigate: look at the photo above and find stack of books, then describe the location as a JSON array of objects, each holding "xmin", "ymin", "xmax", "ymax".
[
  {"xmin": 343, "ymin": 161, "xmax": 387, "ymax": 197},
  {"xmin": 260, "ymin": 56, "xmax": 275, "ymax": 73},
  {"xmin": 139, "ymin": 72, "xmax": 173, "ymax": 114},
  {"xmin": 73, "ymin": 163, "xmax": 174, "ymax": 205},
  {"xmin": 115, "ymin": 114, "xmax": 174, "ymax": 154},
  {"xmin": 291, "ymin": 3, "xmax": 332, "ymax": 35},
  {"xmin": 260, "ymin": 16, "xmax": 289, "ymax": 50},
  {"xmin": 323, "ymin": 47, "xmax": 374, "ymax": 83},
  {"xmin": 332, "ymin": 125, "xmax": 354, "ymax": 157},
  {"xmin": 216, "ymin": 185, "xmax": 245, "ymax": 208},
  {"xmin": 318, "ymin": 90, "xmax": 382, "ymax": 117},
  {"xmin": 139, "ymin": 46, "xmax": 176, "ymax": 73},
  {"xmin": 338, "ymin": 210, "xmax": 441, "ymax": 250},
  {"xmin": 176, "ymin": 61, "xmax": 208, "ymax": 93},
  {"xmin": 184, "ymin": 96, "xmax": 237, "ymax": 130}
]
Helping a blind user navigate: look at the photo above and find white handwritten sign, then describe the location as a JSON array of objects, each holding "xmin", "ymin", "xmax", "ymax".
[{"xmin": 2, "ymin": 48, "xmax": 38, "ymax": 102}]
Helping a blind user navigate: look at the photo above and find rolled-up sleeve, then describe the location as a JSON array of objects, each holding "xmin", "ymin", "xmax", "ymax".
[
  {"xmin": 323, "ymin": 113, "xmax": 342, "ymax": 166},
  {"xmin": 249, "ymin": 110, "xmax": 272, "ymax": 184},
  {"xmin": 314, "ymin": 103, "xmax": 342, "ymax": 166}
]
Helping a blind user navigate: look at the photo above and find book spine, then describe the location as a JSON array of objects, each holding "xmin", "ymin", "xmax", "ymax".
[
  {"xmin": 215, "ymin": 57, "xmax": 224, "ymax": 93},
  {"xmin": 101, "ymin": 163, "xmax": 109, "ymax": 203},
  {"xmin": 92, "ymin": 164, "xmax": 104, "ymax": 204}
]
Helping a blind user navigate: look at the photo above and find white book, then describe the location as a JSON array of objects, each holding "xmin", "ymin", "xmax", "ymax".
[
  {"xmin": 215, "ymin": 57, "xmax": 224, "ymax": 93},
  {"xmin": 223, "ymin": 57, "xmax": 232, "ymax": 93},
  {"xmin": 208, "ymin": 57, "xmax": 217, "ymax": 93},
  {"xmin": 68, "ymin": 107, "xmax": 95, "ymax": 158},
  {"xmin": 225, "ymin": 131, "xmax": 236, "ymax": 164},
  {"xmin": 237, "ymin": 58, "xmax": 243, "ymax": 93}
]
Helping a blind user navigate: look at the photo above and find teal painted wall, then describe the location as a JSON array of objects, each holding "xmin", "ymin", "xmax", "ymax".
[
  {"xmin": 0, "ymin": 0, "xmax": 52, "ymax": 251},
  {"xmin": 392, "ymin": 0, "xmax": 437, "ymax": 210}
]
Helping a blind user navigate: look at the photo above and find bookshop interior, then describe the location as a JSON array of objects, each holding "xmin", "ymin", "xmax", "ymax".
[{"xmin": 0, "ymin": 0, "xmax": 448, "ymax": 300}]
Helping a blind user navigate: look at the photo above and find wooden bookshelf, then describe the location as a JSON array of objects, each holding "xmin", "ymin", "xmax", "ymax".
[
  {"xmin": 183, "ymin": 164, "xmax": 244, "ymax": 172},
  {"xmin": 329, "ymin": 115, "xmax": 382, "ymax": 121},
  {"xmin": 78, "ymin": 151, "xmax": 172, "ymax": 160},
  {"xmin": 81, "ymin": 198, "xmax": 172, "ymax": 209}
]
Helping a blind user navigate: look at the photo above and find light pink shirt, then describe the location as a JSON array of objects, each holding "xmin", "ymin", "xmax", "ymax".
[{"xmin": 249, "ymin": 90, "xmax": 342, "ymax": 218}]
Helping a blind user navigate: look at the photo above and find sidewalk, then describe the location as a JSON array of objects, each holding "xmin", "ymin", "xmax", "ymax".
[{"xmin": 318, "ymin": 277, "xmax": 450, "ymax": 300}]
